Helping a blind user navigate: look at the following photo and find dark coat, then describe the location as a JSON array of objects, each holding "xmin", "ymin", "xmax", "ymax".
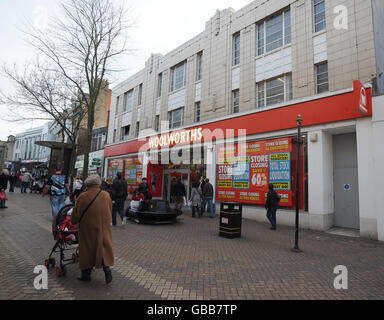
[
  {"xmin": 172, "ymin": 181, "xmax": 186, "ymax": 197},
  {"xmin": 71, "ymin": 185, "xmax": 114, "ymax": 270},
  {"xmin": 138, "ymin": 182, "xmax": 151, "ymax": 199},
  {"xmin": 111, "ymin": 178, "xmax": 127, "ymax": 200},
  {"xmin": 0, "ymin": 174, "xmax": 8, "ymax": 190},
  {"xmin": 265, "ymin": 190, "xmax": 280, "ymax": 209},
  {"xmin": 202, "ymin": 182, "xmax": 214, "ymax": 200}
]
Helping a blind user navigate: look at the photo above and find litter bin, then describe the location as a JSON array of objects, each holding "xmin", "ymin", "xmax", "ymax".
[{"xmin": 219, "ymin": 202, "xmax": 242, "ymax": 239}]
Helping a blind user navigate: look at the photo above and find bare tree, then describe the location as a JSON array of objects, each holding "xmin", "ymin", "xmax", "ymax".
[
  {"xmin": 0, "ymin": 61, "xmax": 87, "ymax": 189},
  {"xmin": 23, "ymin": 0, "xmax": 131, "ymax": 179}
]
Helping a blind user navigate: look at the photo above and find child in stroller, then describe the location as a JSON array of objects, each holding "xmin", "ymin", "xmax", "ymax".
[{"xmin": 45, "ymin": 202, "xmax": 79, "ymax": 277}]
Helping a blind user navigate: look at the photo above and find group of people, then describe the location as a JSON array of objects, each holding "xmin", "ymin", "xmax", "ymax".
[{"xmin": 188, "ymin": 176, "xmax": 215, "ymax": 218}]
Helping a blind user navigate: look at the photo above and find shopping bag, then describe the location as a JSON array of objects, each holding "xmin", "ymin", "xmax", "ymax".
[
  {"xmin": 0, "ymin": 191, "xmax": 7, "ymax": 201},
  {"xmin": 130, "ymin": 200, "xmax": 141, "ymax": 212}
]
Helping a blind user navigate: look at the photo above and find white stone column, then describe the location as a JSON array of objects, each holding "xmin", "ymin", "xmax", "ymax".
[
  {"xmin": 205, "ymin": 144, "xmax": 216, "ymax": 203},
  {"xmin": 307, "ymin": 130, "xmax": 334, "ymax": 230},
  {"xmin": 356, "ymin": 118, "xmax": 376, "ymax": 239},
  {"xmin": 372, "ymin": 96, "xmax": 384, "ymax": 241}
]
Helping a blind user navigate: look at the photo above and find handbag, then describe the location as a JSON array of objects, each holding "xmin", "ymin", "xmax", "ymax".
[
  {"xmin": 0, "ymin": 191, "xmax": 7, "ymax": 201},
  {"xmin": 78, "ymin": 189, "xmax": 102, "ymax": 224}
]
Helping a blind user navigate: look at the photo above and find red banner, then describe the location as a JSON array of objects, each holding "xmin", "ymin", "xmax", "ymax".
[
  {"xmin": 147, "ymin": 162, "xmax": 163, "ymax": 197},
  {"xmin": 216, "ymin": 138, "xmax": 293, "ymax": 206}
]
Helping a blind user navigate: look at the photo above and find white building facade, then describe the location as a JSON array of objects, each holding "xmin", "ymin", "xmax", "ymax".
[{"xmin": 104, "ymin": 0, "xmax": 384, "ymax": 240}]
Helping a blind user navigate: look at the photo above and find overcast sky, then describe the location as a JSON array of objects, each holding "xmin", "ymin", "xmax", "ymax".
[{"xmin": 0, "ymin": 0, "xmax": 253, "ymax": 141}]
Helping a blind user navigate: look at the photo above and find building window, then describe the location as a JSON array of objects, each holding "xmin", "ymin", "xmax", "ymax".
[
  {"xmin": 314, "ymin": 0, "xmax": 326, "ymax": 33},
  {"xmin": 257, "ymin": 9, "xmax": 291, "ymax": 56},
  {"xmin": 170, "ymin": 61, "xmax": 187, "ymax": 92},
  {"xmin": 121, "ymin": 125, "xmax": 130, "ymax": 140},
  {"xmin": 195, "ymin": 102, "xmax": 201, "ymax": 122},
  {"xmin": 256, "ymin": 73, "xmax": 292, "ymax": 108},
  {"xmin": 232, "ymin": 90, "xmax": 240, "ymax": 114},
  {"xmin": 113, "ymin": 129, "xmax": 116, "ymax": 142},
  {"xmin": 123, "ymin": 90, "xmax": 133, "ymax": 112},
  {"xmin": 157, "ymin": 73, "xmax": 162, "ymax": 98},
  {"xmin": 233, "ymin": 34, "xmax": 240, "ymax": 66},
  {"xmin": 135, "ymin": 122, "xmax": 140, "ymax": 137},
  {"xmin": 168, "ymin": 107, "xmax": 184, "ymax": 129},
  {"xmin": 138, "ymin": 84, "xmax": 143, "ymax": 106},
  {"xmin": 316, "ymin": 62, "xmax": 329, "ymax": 93},
  {"xmin": 116, "ymin": 96, "xmax": 120, "ymax": 113},
  {"xmin": 91, "ymin": 132, "xmax": 105, "ymax": 151},
  {"xmin": 155, "ymin": 115, "xmax": 160, "ymax": 132},
  {"xmin": 196, "ymin": 52, "xmax": 203, "ymax": 81}
]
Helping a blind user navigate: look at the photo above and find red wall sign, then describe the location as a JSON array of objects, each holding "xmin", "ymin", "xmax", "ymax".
[{"xmin": 353, "ymin": 80, "xmax": 370, "ymax": 114}]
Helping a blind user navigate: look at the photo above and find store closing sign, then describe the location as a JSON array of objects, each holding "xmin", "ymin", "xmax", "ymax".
[{"xmin": 217, "ymin": 137, "xmax": 293, "ymax": 207}]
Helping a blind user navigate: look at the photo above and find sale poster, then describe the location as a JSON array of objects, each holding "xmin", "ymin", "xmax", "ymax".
[
  {"xmin": 124, "ymin": 156, "xmax": 143, "ymax": 194},
  {"xmin": 217, "ymin": 138, "xmax": 293, "ymax": 206},
  {"xmin": 107, "ymin": 159, "xmax": 124, "ymax": 183}
]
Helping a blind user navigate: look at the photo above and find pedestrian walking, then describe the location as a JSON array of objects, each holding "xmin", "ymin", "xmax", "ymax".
[
  {"xmin": 111, "ymin": 172, "xmax": 128, "ymax": 226},
  {"xmin": 101, "ymin": 177, "xmax": 110, "ymax": 192},
  {"xmin": 72, "ymin": 175, "xmax": 83, "ymax": 201},
  {"xmin": 21, "ymin": 171, "xmax": 32, "ymax": 193},
  {"xmin": 265, "ymin": 183, "xmax": 280, "ymax": 230},
  {"xmin": 71, "ymin": 175, "xmax": 113, "ymax": 284},
  {"xmin": 42, "ymin": 169, "xmax": 69, "ymax": 220},
  {"xmin": 199, "ymin": 176, "xmax": 206, "ymax": 213},
  {"xmin": 0, "ymin": 169, "xmax": 9, "ymax": 209},
  {"xmin": 190, "ymin": 182, "xmax": 202, "ymax": 218},
  {"xmin": 8, "ymin": 172, "xmax": 18, "ymax": 193},
  {"xmin": 172, "ymin": 178, "xmax": 186, "ymax": 211},
  {"xmin": 202, "ymin": 178, "xmax": 215, "ymax": 218}
]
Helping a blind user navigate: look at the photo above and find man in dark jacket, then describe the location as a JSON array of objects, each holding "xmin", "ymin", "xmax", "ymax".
[
  {"xmin": 172, "ymin": 178, "xmax": 186, "ymax": 211},
  {"xmin": 111, "ymin": 172, "xmax": 128, "ymax": 226},
  {"xmin": 265, "ymin": 183, "xmax": 280, "ymax": 230},
  {"xmin": 201, "ymin": 178, "xmax": 215, "ymax": 218},
  {"xmin": 138, "ymin": 177, "xmax": 151, "ymax": 200},
  {"xmin": 8, "ymin": 172, "xmax": 18, "ymax": 192}
]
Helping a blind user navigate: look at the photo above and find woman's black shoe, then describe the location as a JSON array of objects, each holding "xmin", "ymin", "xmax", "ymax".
[
  {"xmin": 104, "ymin": 268, "xmax": 112, "ymax": 284},
  {"xmin": 77, "ymin": 269, "xmax": 91, "ymax": 281}
]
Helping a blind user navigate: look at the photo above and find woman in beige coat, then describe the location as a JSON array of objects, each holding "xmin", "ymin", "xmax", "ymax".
[{"xmin": 71, "ymin": 175, "xmax": 114, "ymax": 284}]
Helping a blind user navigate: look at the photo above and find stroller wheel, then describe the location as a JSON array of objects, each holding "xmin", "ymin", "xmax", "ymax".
[{"xmin": 56, "ymin": 266, "xmax": 66, "ymax": 277}]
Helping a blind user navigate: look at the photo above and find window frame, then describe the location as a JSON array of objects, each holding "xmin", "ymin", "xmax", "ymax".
[
  {"xmin": 138, "ymin": 84, "xmax": 143, "ymax": 106},
  {"xmin": 157, "ymin": 73, "xmax": 163, "ymax": 98},
  {"xmin": 195, "ymin": 101, "xmax": 201, "ymax": 122},
  {"xmin": 170, "ymin": 61, "xmax": 187, "ymax": 92},
  {"xmin": 123, "ymin": 90, "xmax": 134, "ymax": 113},
  {"xmin": 232, "ymin": 90, "xmax": 240, "ymax": 114},
  {"xmin": 313, "ymin": 0, "xmax": 326, "ymax": 33},
  {"xmin": 233, "ymin": 33, "xmax": 241, "ymax": 66},
  {"xmin": 256, "ymin": 73, "xmax": 292, "ymax": 108},
  {"xmin": 315, "ymin": 61, "xmax": 329, "ymax": 94},
  {"xmin": 196, "ymin": 52, "xmax": 203, "ymax": 81},
  {"xmin": 168, "ymin": 107, "xmax": 184, "ymax": 130},
  {"xmin": 256, "ymin": 8, "xmax": 291, "ymax": 56},
  {"xmin": 121, "ymin": 125, "xmax": 130, "ymax": 140}
]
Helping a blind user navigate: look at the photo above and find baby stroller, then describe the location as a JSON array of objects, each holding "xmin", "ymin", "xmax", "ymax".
[{"xmin": 44, "ymin": 204, "xmax": 79, "ymax": 277}]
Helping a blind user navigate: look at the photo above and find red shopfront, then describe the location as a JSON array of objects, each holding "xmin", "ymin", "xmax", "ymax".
[{"xmin": 104, "ymin": 82, "xmax": 371, "ymax": 209}]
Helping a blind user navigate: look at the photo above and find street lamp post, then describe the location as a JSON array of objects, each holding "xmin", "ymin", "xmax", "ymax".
[{"xmin": 292, "ymin": 114, "xmax": 302, "ymax": 253}]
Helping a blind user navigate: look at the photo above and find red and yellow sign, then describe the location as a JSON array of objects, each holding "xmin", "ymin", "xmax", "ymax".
[{"xmin": 216, "ymin": 138, "xmax": 293, "ymax": 206}]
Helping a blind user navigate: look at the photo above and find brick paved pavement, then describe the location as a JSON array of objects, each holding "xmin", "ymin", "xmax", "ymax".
[{"xmin": 0, "ymin": 190, "xmax": 384, "ymax": 300}]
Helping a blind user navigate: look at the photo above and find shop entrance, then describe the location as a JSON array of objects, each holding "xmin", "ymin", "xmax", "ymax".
[
  {"xmin": 163, "ymin": 169, "xmax": 190, "ymax": 205},
  {"xmin": 333, "ymin": 133, "xmax": 360, "ymax": 229}
]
